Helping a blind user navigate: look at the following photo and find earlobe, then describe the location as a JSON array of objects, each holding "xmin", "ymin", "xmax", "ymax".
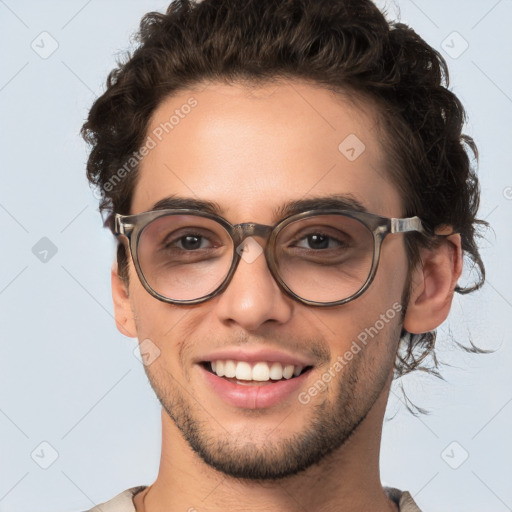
[
  {"xmin": 403, "ymin": 234, "xmax": 463, "ymax": 334},
  {"xmin": 111, "ymin": 261, "xmax": 138, "ymax": 338}
]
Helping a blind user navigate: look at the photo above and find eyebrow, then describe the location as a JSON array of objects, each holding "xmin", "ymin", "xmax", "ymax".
[
  {"xmin": 272, "ymin": 194, "xmax": 368, "ymax": 219},
  {"xmin": 148, "ymin": 193, "xmax": 369, "ymax": 221},
  {"xmin": 150, "ymin": 196, "xmax": 223, "ymax": 215}
]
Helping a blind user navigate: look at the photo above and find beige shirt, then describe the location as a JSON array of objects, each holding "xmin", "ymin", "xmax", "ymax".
[{"xmin": 85, "ymin": 485, "xmax": 422, "ymax": 511}]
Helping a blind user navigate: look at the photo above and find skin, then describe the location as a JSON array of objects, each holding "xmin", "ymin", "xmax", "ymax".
[{"xmin": 111, "ymin": 80, "xmax": 462, "ymax": 511}]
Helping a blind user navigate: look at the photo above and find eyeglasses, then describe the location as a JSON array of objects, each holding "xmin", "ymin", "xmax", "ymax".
[{"xmin": 113, "ymin": 208, "xmax": 425, "ymax": 307}]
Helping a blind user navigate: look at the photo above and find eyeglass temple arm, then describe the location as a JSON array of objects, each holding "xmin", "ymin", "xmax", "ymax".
[
  {"xmin": 113, "ymin": 213, "xmax": 136, "ymax": 237},
  {"xmin": 391, "ymin": 216, "xmax": 424, "ymax": 234},
  {"xmin": 391, "ymin": 217, "xmax": 457, "ymax": 237}
]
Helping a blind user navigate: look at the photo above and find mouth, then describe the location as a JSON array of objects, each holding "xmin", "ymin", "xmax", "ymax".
[
  {"xmin": 198, "ymin": 358, "xmax": 314, "ymax": 409},
  {"xmin": 201, "ymin": 360, "xmax": 313, "ymax": 385}
]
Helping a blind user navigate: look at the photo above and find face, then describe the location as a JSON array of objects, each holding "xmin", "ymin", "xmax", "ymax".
[{"xmin": 119, "ymin": 80, "xmax": 411, "ymax": 479}]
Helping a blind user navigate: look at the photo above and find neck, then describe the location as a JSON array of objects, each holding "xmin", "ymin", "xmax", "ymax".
[{"xmin": 135, "ymin": 378, "xmax": 398, "ymax": 512}]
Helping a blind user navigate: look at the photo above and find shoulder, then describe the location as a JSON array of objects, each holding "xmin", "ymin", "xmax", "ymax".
[
  {"xmin": 384, "ymin": 486, "xmax": 423, "ymax": 512},
  {"xmin": 80, "ymin": 486, "xmax": 147, "ymax": 512}
]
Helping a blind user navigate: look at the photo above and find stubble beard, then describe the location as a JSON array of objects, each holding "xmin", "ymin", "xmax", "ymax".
[{"xmin": 143, "ymin": 320, "xmax": 401, "ymax": 481}]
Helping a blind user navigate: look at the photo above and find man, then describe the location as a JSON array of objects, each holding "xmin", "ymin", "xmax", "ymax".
[{"xmin": 81, "ymin": 0, "xmax": 486, "ymax": 510}]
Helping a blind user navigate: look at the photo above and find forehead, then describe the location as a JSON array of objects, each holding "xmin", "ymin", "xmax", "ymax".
[{"xmin": 132, "ymin": 80, "xmax": 403, "ymax": 221}]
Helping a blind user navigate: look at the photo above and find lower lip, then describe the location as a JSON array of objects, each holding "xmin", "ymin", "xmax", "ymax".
[{"xmin": 199, "ymin": 365, "xmax": 311, "ymax": 409}]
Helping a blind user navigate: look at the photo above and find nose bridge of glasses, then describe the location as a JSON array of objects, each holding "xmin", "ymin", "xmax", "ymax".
[{"xmin": 234, "ymin": 222, "xmax": 273, "ymax": 243}]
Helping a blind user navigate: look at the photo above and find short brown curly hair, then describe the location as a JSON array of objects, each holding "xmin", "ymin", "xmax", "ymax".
[{"xmin": 81, "ymin": 0, "xmax": 487, "ymax": 386}]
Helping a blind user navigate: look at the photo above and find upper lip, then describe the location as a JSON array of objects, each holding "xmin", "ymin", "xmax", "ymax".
[{"xmin": 195, "ymin": 348, "xmax": 315, "ymax": 367}]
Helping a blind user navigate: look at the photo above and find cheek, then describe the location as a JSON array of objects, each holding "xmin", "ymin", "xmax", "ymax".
[
  {"xmin": 129, "ymin": 283, "xmax": 213, "ymax": 381},
  {"xmin": 377, "ymin": 238, "xmax": 411, "ymax": 303},
  {"xmin": 128, "ymin": 285, "xmax": 184, "ymax": 364},
  {"xmin": 127, "ymin": 260, "xmax": 183, "ymax": 338},
  {"xmin": 316, "ymin": 240, "xmax": 408, "ymax": 354}
]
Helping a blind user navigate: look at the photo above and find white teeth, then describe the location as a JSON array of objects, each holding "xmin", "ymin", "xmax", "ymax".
[
  {"xmin": 215, "ymin": 360, "xmax": 225, "ymax": 377},
  {"xmin": 224, "ymin": 360, "xmax": 236, "ymax": 378},
  {"xmin": 252, "ymin": 362, "xmax": 270, "ymax": 381},
  {"xmin": 235, "ymin": 361, "xmax": 252, "ymax": 380},
  {"xmin": 269, "ymin": 362, "xmax": 283, "ymax": 380},
  {"xmin": 282, "ymin": 365, "xmax": 294, "ymax": 379},
  {"xmin": 209, "ymin": 360, "xmax": 306, "ymax": 381}
]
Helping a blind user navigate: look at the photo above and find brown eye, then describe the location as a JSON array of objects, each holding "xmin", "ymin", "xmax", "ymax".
[
  {"xmin": 169, "ymin": 234, "xmax": 210, "ymax": 251},
  {"xmin": 294, "ymin": 233, "xmax": 344, "ymax": 250}
]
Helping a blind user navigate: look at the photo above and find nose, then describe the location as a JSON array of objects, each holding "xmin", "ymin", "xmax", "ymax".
[{"xmin": 213, "ymin": 238, "xmax": 295, "ymax": 331}]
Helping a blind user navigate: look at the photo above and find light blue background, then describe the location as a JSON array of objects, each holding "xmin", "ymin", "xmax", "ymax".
[{"xmin": 1, "ymin": 1, "xmax": 511, "ymax": 511}]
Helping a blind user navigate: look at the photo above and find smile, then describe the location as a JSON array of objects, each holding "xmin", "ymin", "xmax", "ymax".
[
  {"xmin": 205, "ymin": 360, "xmax": 311, "ymax": 382},
  {"xmin": 199, "ymin": 359, "xmax": 314, "ymax": 409}
]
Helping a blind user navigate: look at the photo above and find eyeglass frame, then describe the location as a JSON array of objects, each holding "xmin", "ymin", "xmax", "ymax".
[{"xmin": 113, "ymin": 208, "xmax": 427, "ymax": 307}]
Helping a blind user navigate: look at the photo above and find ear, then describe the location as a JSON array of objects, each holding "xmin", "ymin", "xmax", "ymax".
[
  {"xmin": 403, "ymin": 233, "xmax": 463, "ymax": 334},
  {"xmin": 111, "ymin": 260, "xmax": 137, "ymax": 338}
]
